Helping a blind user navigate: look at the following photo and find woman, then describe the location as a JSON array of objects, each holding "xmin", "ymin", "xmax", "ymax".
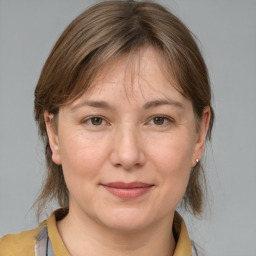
[{"xmin": 0, "ymin": 1, "xmax": 214, "ymax": 255}]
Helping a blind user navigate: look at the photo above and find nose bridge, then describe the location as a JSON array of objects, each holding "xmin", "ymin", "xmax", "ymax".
[
  {"xmin": 119, "ymin": 123, "xmax": 139, "ymax": 152},
  {"xmin": 110, "ymin": 122, "xmax": 145, "ymax": 170}
]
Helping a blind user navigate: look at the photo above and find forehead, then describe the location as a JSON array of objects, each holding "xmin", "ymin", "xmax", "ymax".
[{"xmin": 80, "ymin": 47, "xmax": 186, "ymax": 104}]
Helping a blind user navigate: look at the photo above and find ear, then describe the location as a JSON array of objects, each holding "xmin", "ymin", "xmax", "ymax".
[
  {"xmin": 192, "ymin": 106, "xmax": 211, "ymax": 167},
  {"xmin": 44, "ymin": 111, "xmax": 62, "ymax": 165}
]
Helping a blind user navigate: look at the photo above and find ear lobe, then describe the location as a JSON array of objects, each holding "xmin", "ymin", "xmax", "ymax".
[
  {"xmin": 44, "ymin": 111, "xmax": 62, "ymax": 165},
  {"xmin": 192, "ymin": 107, "xmax": 211, "ymax": 166}
]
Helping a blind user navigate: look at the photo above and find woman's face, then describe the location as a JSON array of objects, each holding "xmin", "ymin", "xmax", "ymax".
[{"xmin": 46, "ymin": 47, "xmax": 209, "ymax": 231}]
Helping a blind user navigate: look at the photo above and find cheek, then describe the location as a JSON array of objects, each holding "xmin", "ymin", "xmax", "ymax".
[
  {"xmin": 147, "ymin": 132, "xmax": 194, "ymax": 204},
  {"xmin": 149, "ymin": 130, "xmax": 195, "ymax": 173},
  {"xmin": 58, "ymin": 132, "xmax": 110, "ymax": 189}
]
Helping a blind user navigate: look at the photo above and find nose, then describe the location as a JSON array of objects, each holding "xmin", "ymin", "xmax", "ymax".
[{"xmin": 109, "ymin": 125, "xmax": 146, "ymax": 170}]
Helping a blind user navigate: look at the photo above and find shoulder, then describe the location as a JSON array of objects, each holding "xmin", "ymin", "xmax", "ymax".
[{"xmin": 0, "ymin": 221, "xmax": 46, "ymax": 256}]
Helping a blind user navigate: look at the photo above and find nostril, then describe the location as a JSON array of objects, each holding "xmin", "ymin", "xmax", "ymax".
[{"xmin": 110, "ymin": 147, "xmax": 146, "ymax": 170}]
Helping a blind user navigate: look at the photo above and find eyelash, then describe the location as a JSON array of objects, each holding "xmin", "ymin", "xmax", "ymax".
[
  {"xmin": 146, "ymin": 116, "xmax": 174, "ymax": 126},
  {"xmin": 82, "ymin": 115, "xmax": 174, "ymax": 127},
  {"xmin": 83, "ymin": 116, "xmax": 108, "ymax": 126}
]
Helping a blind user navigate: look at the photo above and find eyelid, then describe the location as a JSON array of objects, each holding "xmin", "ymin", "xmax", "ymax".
[
  {"xmin": 82, "ymin": 115, "xmax": 109, "ymax": 126},
  {"xmin": 81, "ymin": 115, "xmax": 174, "ymax": 127},
  {"xmin": 146, "ymin": 115, "xmax": 174, "ymax": 126}
]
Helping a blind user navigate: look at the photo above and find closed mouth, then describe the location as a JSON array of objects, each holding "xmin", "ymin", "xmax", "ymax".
[{"xmin": 101, "ymin": 182, "xmax": 154, "ymax": 199}]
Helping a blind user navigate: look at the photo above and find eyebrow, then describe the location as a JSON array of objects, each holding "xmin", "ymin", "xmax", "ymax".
[
  {"xmin": 143, "ymin": 99, "xmax": 184, "ymax": 110},
  {"xmin": 70, "ymin": 100, "xmax": 114, "ymax": 112},
  {"xmin": 70, "ymin": 99, "xmax": 184, "ymax": 112}
]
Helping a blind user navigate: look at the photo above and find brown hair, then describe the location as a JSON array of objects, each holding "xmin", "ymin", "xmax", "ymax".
[{"xmin": 34, "ymin": 0, "xmax": 214, "ymax": 218}]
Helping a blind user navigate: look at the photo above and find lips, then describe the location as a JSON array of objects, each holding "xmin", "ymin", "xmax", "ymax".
[{"xmin": 102, "ymin": 182, "xmax": 153, "ymax": 199}]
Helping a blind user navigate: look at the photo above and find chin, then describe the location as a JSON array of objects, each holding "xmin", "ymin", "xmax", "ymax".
[{"xmin": 98, "ymin": 208, "xmax": 152, "ymax": 232}]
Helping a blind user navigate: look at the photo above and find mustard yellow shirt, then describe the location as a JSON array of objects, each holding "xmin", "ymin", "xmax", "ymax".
[{"xmin": 0, "ymin": 209, "xmax": 191, "ymax": 256}]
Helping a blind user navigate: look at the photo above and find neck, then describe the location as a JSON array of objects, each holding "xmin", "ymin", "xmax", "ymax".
[{"xmin": 57, "ymin": 207, "xmax": 176, "ymax": 256}]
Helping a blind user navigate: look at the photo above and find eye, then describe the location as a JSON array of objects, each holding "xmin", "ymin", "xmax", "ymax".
[
  {"xmin": 147, "ymin": 116, "xmax": 173, "ymax": 126},
  {"xmin": 84, "ymin": 116, "xmax": 107, "ymax": 126}
]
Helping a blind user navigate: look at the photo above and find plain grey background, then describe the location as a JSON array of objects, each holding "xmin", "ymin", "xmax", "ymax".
[{"xmin": 0, "ymin": 0, "xmax": 256, "ymax": 255}]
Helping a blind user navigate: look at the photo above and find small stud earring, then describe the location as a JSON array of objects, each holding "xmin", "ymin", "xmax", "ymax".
[{"xmin": 196, "ymin": 159, "xmax": 199, "ymax": 164}]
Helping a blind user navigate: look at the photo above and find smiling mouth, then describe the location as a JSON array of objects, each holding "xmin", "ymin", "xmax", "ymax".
[{"xmin": 101, "ymin": 182, "xmax": 154, "ymax": 199}]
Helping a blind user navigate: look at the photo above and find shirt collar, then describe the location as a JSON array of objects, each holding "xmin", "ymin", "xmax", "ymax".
[{"xmin": 46, "ymin": 208, "xmax": 191, "ymax": 256}]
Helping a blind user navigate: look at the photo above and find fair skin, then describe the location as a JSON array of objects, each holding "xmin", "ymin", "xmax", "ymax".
[{"xmin": 45, "ymin": 47, "xmax": 210, "ymax": 256}]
